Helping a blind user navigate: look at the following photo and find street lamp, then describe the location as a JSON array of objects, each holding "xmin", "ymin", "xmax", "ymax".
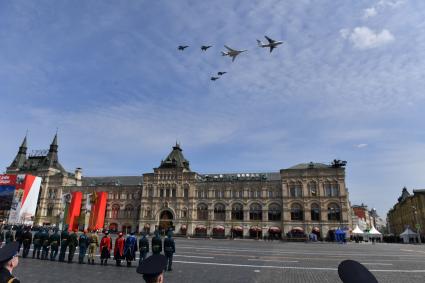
[{"xmin": 412, "ymin": 206, "xmax": 422, "ymax": 244}]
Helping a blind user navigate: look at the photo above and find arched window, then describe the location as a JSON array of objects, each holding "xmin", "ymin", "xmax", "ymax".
[
  {"xmin": 311, "ymin": 203, "xmax": 320, "ymax": 221},
  {"xmin": 181, "ymin": 207, "xmax": 188, "ymax": 219},
  {"xmin": 197, "ymin": 204, "xmax": 208, "ymax": 220},
  {"xmin": 289, "ymin": 182, "xmax": 303, "ymax": 197},
  {"xmin": 46, "ymin": 203, "xmax": 54, "ymax": 217},
  {"xmin": 308, "ymin": 182, "xmax": 318, "ymax": 196},
  {"xmin": 249, "ymin": 203, "xmax": 262, "ymax": 220},
  {"xmin": 145, "ymin": 207, "xmax": 151, "ymax": 219},
  {"xmin": 136, "ymin": 205, "xmax": 141, "ymax": 218},
  {"xmin": 125, "ymin": 205, "xmax": 134, "ymax": 218},
  {"xmin": 232, "ymin": 203, "xmax": 244, "ymax": 220},
  {"xmin": 268, "ymin": 204, "xmax": 281, "ymax": 221},
  {"xmin": 214, "ymin": 203, "xmax": 226, "ymax": 221},
  {"xmin": 328, "ymin": 203, "xmax": 341, "ymax": 221},
  {"xmin": 325, "ymin": 182, "xmax": 339, "ymax": 197},
  {"xmin": 290, "ymin": 203, "xmax": 303, "ymax": 221},
  {"xmin": 112, "ymin": 204, "xmax": 120, "ymax": 219}
]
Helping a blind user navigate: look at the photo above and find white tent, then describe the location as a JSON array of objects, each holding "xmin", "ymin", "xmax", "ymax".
[
  {"xmin": 368, "ymin": 226, "xmax": 382, "ymax": 236},
  {"xmin": 352, "ymin": 225, "xmax": 364, "ymax": 235},
  {"xmin": 400, "ymin": 228, "xmax": 418, "ymax": 244}
]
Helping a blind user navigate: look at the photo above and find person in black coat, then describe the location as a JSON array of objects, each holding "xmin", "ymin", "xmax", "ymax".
[
  {"xmin": 0, "ymin": 242, "xmax": 20, "ymax": 283},
  {"xmin": 151, "ymin": 231, "xmax": 162, "ymax": 255},
  {"xmin": 163, "ymin": 231, "xmax": 175, "ymax": 271},
  {"xmin": 21, "ymin": 227, "xmax": 32, "ymax": 258},
  {"xmin": 138, "ymin": 233, "xmax": 149, "ymax": 264}
]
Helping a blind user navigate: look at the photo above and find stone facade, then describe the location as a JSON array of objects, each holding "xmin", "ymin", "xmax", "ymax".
[
  {"xmin": 6, "ymin": 138, "xmax": 351, "ymax": 239},
  {"xmin": 387, "ymin": 187, "xmax": 425, "ymax": 237}
]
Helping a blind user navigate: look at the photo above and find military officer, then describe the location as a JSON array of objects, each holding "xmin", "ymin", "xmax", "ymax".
[
  {"xmin": 151, "ymin": 231, "xmax": 162, "ymax": 255},
  {"xmin": 32, "ymin": 229, "xmax": 42, "ymax": 259},
  {"xmin": 163, "ymin": 230, "xmax": 175, "ymax": 271},
  {"xmin": 87, "ymin": 230, "xmax": 99, "ymax": 265},
  {"xmin": 99, "ymin": 231, "xmax": 112, "ymax": 265},
  {"xmin": 40, "ymin": 229, "xmax": 50, "ymax": 260},
  {"xmin": 136, "ymin": 254, "xmax": 167, "ymax": 283},
  {"xmin": 114, "ymin": 232, "xmax": 125, "ymax": 266},
  {"xmin": 58, "ymin": 228, "xmax": 70, "ymax": 262},
  {"xmin": 49, "ymin": 229, "xmax": 60, "ymax": 261},
  {"xmin": 5, "ymin": 228, "xmax": 13, "ymax": 244},
  {"xmin": 21, "ymin": 227, "xmax": 32, "ymax": 258},
  {"xmin": 0, "ymin": 242, "xmax": 20, "ymax": 283},
  {"xmin": 14, "ymin": 226, "xmax": 23, "ymax": 253},
  {"xmin": 138, "ymin": 232, "xmax": 149, "ymax": 264},
  {"xmin": 78, "ymin": 230, "xmax": 89, "ymax": 264},
  {"xmin": 67, "ymin": 229, "xmax": 79, "ymax": 263},
  {"xmin": 124, "ymin": 232, "xmax": 138, "ymax": 267}
]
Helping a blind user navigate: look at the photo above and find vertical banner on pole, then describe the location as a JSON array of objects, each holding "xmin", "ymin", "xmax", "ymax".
[
  {"xmin": 89, "ymin": 192, "xmax": 108, "ymax": 231},
  {"xmin": 66, "ymin": 192, "xmax": 82, "ymax": 231}
]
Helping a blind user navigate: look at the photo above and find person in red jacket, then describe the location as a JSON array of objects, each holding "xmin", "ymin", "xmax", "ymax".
[
  {"xmin": 114, "ymin": 232, "xmax": 125, "ymax": 266},
  {"xmin": 99, "ymin": 231, "xmax": 112, "ymax": 266}
]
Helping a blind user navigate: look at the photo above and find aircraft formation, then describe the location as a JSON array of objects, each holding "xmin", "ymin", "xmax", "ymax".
[{"xmin": 177, "ymin": 36, "xmax": 284, "ymax": 82}]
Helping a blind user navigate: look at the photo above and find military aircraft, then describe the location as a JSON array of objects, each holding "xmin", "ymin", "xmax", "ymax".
[
  {"xmin": 217, "ymin": 72, "xmax": 227, "ymax": 76},
  {"xmin": 178, "ymin": 45, "xmax": 189, "ymax": 51},
  {"xmin": 221, "ymin": 45, "xmax": 247, "ymax": 62},
  {"xmin": 256, "ymin": 36, "xmax": 283, "ymax": 53},
  {"xmin": 201, "ymin": 45, "xmax": 212, "ymax": 51},
  {"xmin": 210, "ymin": 76, "xmax": 220, "ymax": 81}
]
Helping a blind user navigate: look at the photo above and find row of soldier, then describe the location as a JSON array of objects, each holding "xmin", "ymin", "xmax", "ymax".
[{"xmin": 1, "ymin": 226, "xmax": 176, "ymax": 271}]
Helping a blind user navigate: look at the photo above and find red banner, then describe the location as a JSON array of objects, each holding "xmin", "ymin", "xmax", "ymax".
[
  {"xmin": 67, "ymin": 191, "xmax": 82, "ymax": 231},
  {"xmin": 89, "ymin": 192, "xmax": 108, "ymax": 231}
]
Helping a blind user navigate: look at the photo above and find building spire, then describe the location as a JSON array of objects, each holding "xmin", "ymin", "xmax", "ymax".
[
  {"xmin": 49, "ymin": 133, "xmax": 58, "ymax": 152},
  {"xmin": 8, "ymin": 134, "xmax": 28, "ymax": 169}
]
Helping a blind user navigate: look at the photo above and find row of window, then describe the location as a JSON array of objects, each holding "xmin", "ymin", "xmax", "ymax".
[
  {"xmin": 196, "ymin": 189, "xmax": 282, "ymax": 199},
  {"xmin": 196, "ymin": 203, "xmax": 341, "ymax": 221},
  {"xmin": 289, "ymin": 183, "xmax": 339, "ymax": 197}
]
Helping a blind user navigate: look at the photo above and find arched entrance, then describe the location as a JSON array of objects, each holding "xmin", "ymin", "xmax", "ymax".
[{"xmin": 158, "ymin": 210, "xmax": 174, "ymax": 235}]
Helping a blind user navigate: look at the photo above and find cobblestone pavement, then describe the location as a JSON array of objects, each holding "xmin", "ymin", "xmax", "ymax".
[{"xmin": 13, "ymin": 238, "xmax": 425, "ymax": 282}]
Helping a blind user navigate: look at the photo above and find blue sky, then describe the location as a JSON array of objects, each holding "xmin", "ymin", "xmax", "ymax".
[{"xmin": 1, "ymin": 0, "xmax": 425, "ymax": 217}]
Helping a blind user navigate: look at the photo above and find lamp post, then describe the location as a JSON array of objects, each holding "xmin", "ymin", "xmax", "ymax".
[{"xmin": 412, "ymin": 206, "xmax": 422, "ymax": 244}]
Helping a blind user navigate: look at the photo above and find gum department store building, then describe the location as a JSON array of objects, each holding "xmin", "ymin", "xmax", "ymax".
[{"xmin": 6, "ymin": 135, "xmax": 351, "ymax": 239}]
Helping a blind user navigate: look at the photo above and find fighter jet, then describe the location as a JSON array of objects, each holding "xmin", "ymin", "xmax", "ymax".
[
  {"xmin": 210, "ymin": 76, "xmax": 220, "ymax": 81},
  {"xmin": 201, "ymin": 45, "xmax": 212, "ymax": 51},
  {"xmin": 178, "ymin": 45, "xmax": 189, "ymax": 51},
  {"xmin": 221, "ymin": 45, "xmax": 247, "ymax": 62},
  {"xmin": 217, "ymin": 72, "xmax": 227, "ymax": 76},
  {"xmin": 256, "ymin": 36, "xmax": 283, "ymax": 53}
]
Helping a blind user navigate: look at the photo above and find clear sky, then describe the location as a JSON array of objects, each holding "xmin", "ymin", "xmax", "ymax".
[{"xmin": 1, "ymin": 0, "xmax": 424, "ymax": 217}]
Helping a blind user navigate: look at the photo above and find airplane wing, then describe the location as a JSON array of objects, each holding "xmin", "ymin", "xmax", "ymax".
[
  {"xmin": 269, "ymin": 46, "xmax": 276, "ymax": 53},
  {"xmin": 265, "ymin": 36, "xmax": 275, "ymax": 44},
  {"xmin": 224, "ymin": 45, "xmax": 236, "ymax": 52},
  {"xmin": 232, "ymin": 55, "xmax": 236, "ymax": 62}
]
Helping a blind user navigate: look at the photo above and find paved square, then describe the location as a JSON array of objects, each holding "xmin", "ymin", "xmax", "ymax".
[{"xmin": 14, "ymin": 238, "xmax": 425, "ymax": 282}]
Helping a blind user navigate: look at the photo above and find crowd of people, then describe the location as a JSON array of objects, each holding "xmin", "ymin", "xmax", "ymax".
[{"xmin": 0, "ymin": 225, "xmax": 175, "ymax": 271}]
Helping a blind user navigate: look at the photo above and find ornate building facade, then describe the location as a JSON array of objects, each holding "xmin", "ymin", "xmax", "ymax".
[{"xmin": 6, "ymin": 137, "xmax": 351, "ymax": 239}]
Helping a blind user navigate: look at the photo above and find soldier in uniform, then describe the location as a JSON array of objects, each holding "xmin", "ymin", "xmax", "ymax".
[
  {"xmin": 138, "ymin": 232, "xmax": 149, "ymax": 264},
  {"xmin": 87, "ymin": 231, "xmax": 99, "ymax": 265},
  {"xmin": 5, "ymin": 228, "xmax": 13, "ymax": 244},
  {"xmin": 124, "ymin": 232, "xmax": 138, "ymax": 267},
  {"xmin": 58, "ymin": 227, "xmax": 70, "ymax": 262},
  {"xmin": 151, "ymin": 230, "xmax": 162, "ymax": 255},
  {"xmin": 40, "ymin": 228, "xmax": 50, "ymax": 260},
  {"xmin": 67, "ymin": 229, "xmax": 79, "ymax": 263},
  {"xmin": 14, "ymin": 226, "xmax": 23, "ymax": 253},
  {"xmin": 163, "ymin": 230, "xmax": 175, "ymax": 271},
  {"xmin": 0, "ymin": 242, "xmax": 20, "ymax": 283},
  {"xmin": 78, "ymin": 230, "xmax": 89, "ymax": 264},
  {"xmin": 114, "ymin": 232, "xmax": 125, "ymax": 266},
  {"xmin": 136, "ymin": 254, "xmax": 167, "ymax": 283},
  {"xmin": 49, "ymin": 229, "xmax": 60, "ymax": 261},
  {"xmin": 21, "ymin": 227, "xmax": 32, "ymax": 258},
  {"xmin": 32, "ymin": 229, "xmax": 42, "ymax": 259},
  {"xmin": 99, "ymin": 231, "xmax": 112, "ymax": 265}
]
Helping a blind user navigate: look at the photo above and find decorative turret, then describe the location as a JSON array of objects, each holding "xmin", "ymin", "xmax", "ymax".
[
  {"xmin": 8, "ymin": 135, "xmax": 28, "ymax": 169},
  {"xmin": 159, "ymin": 143, "xmax": 191, "ymax": 171}
]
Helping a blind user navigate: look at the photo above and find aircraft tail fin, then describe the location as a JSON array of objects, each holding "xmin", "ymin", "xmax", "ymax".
[{"xmin": 256, "ymin": 39, "xmax": 262, "ymax": 47}]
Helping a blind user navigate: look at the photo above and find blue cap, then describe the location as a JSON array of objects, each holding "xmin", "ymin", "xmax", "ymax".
[
  {"xmin": 338, "ymin": 260, "xmax": 378, "ymax": 283},
  {"xmin": 136, "ymin": 254, "xmax": 167, "ymax": 277},
  {"xmin": 0, "ymin": 242, "xmax": 19, "ymax": 265}
]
